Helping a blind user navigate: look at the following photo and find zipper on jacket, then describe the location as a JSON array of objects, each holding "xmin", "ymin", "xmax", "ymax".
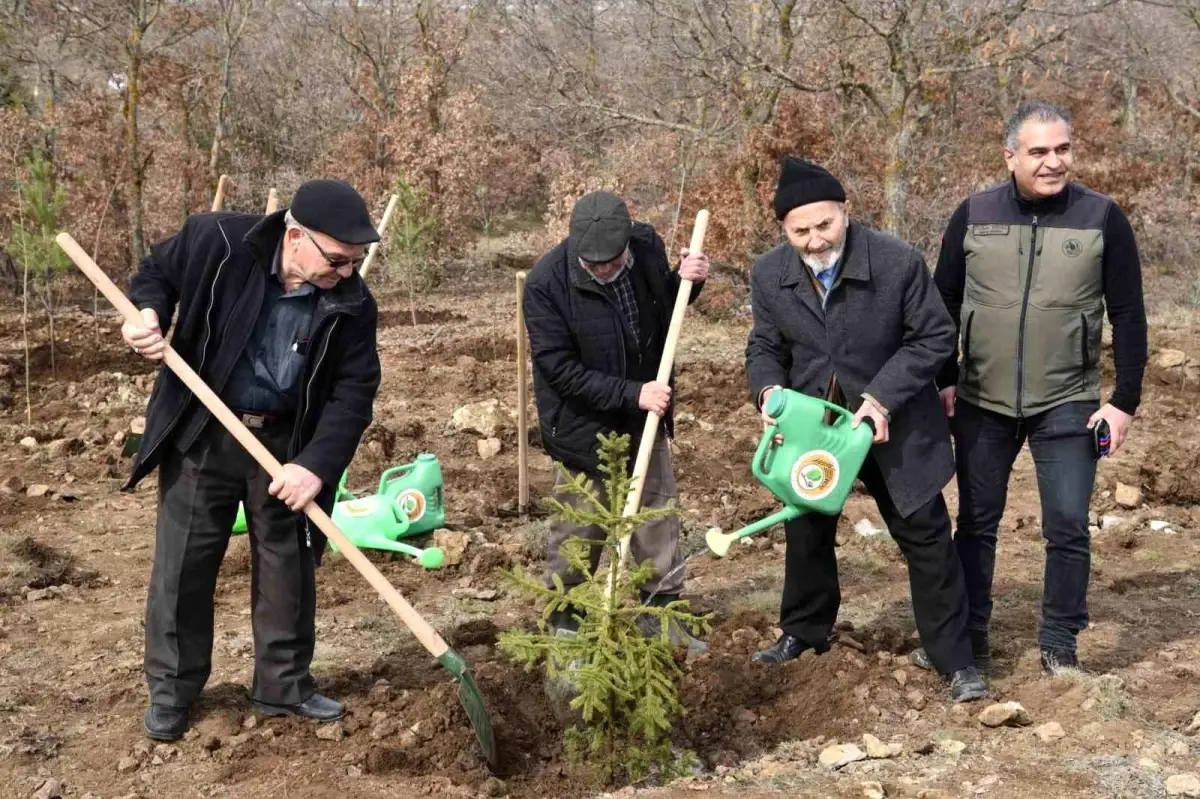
[
  {"xmin": 296, "ymin": 317, "xmax": 338, "ymax": 550},
  {"xmin": 133, "ymin": 221, "xmax": 233, "ymax": 475},
  {"xmin": 1014, "ymin": 215, "xmax": 1037, "ymax": 420}
]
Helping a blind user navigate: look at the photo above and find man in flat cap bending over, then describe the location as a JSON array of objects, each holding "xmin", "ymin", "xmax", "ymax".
[
  {"xmin": 523, "ymin": 190, "xmax": 710, "ymax": 654},
  {"xmin": 121, "ymin": 178, "xmax": 383, "ymax": 741},
  {"xmin": 744, "ymin": 157, "xmax": 988, "ymax": 703}
]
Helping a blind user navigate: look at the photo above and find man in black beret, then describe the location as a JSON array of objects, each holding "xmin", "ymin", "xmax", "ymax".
[
  {"xmin": 522, "ymin": 190, "xmax": 710, "ymax": 654},
  {"xmin": 121, "ymin": 178, "xmax": 383, "ymax": 740},
  {"xmin": 744, "ymin": 157, "xmax": 988, "ymax": 703}
]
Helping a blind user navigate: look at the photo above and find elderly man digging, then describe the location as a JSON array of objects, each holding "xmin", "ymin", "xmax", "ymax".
[
  {"xmin": 121, "ymin": 179, "xmax": 382, "ymax": 741},
  {"xmin": 744, "ymin": 157, "xmax": 987, "ymax": 703},
  {"xmin": 523, "ymin": 190, "xmax": 710, "ymax": 654}
]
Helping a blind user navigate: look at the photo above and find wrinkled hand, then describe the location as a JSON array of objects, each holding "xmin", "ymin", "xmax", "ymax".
[
  {"xmin": 760, "ymin": 386, "xmax": 780, "ymax": 429},
  {"xmin": 639, "ymin": 381, "xmax": 672, "ymax": 416},
  {"xmin": 853, "ymin": 400, "xmax": 889, "ymax": 444},
  {"xmin": 122, "ymin": 308, "xmax": 165, "ymax": 361},
  {"xmin": 1088, "ymin": 403, "xmax": 1133, "ymax": 456},
  {"xmin": 269, "ymin": 463, "xmax": 323, "ymax": 512},
  {"xmin": 678, "ymin": 248, "xmax": 710, "ymax": 282},
  {"xmin": 940, "ymin": 386, "xmax": 957, "ymax": 418}
]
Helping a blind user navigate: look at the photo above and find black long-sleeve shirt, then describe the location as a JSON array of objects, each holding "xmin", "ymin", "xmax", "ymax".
[{"xmin": 933, "ymin": 187, "xmax": 1148, "ymax": 415}]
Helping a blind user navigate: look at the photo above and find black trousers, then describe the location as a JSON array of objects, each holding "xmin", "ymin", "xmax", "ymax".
[
  {"xmin": 143, "ymin": 421, "xmax": 317, "ymax": 707},
  {"xmin": 779, "ymin": 454, "xmax": 973, "ymax": 674}
]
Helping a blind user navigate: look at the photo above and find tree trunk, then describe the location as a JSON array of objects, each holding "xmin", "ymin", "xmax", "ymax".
[
  {"xmin": 125, "ymin": 8, "xmax": 147, "ymax": 265},
  {"xmin": 1122, "ymin": 70, "xmax": 1138, "ymax": 135},
  {"xmin": 882, "ymin": 114, "xmax": 917, "ymax": 236},
  {"xmin": 209, "ymin": 35, "xmax": 236, "ymax": 181}
]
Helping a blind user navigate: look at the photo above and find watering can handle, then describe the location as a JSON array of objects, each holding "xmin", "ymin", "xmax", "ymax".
[{"xmin": 378, "ymin": 464, "xmax": 415, "ymax": 495}]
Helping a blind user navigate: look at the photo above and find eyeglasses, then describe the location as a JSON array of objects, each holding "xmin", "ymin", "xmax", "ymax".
[{"xmin": 302, "ymin": 228, "xmax": 366, "ymax": 271}]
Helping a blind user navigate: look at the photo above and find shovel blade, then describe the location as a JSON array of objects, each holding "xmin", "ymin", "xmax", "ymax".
[{"xmin": 437, "ymin": 649, "xmax": 497, "ymax": 768}]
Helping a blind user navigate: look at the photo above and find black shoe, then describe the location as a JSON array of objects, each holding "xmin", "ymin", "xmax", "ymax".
[
  {"xmin": 910, "ymin": 631, "xmax": 991, "ymax": 674},
  {"xmin": 751, "ymin": 634, "xmax": 820, "ymax": 665},
  {"xmin": 1040, "ymin": 647, "xmax": 1080, "ymax": 675},
  {"xmin": 252, "ymin": 694, "xmax": 345, "ymax": 722},
  {"xmin": 548, "ymin": 605, "xmax": 584, "ymax": 636},
  {"xmin": 144, "ymin": 703, "xmax": 189, "ymax": 741},
  {"xmin": 948, "ymin": 666, "xmax": 988, "ymax": 702},
  {"xmin": 636, "ymin": 592, "xmax": 709, "ymax": 656}
]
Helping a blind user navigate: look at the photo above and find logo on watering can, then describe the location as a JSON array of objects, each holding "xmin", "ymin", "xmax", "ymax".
[
  {"xmin": 791, "ymin": 450, "xmax": 839, "ymax": 500},
  {"xmin": 341, "ymin": 497, "xmax": 378, "ymax": 517},
  {"xmin": 396, "ymin": 489, "xmax": 427, "ymax": 521}
]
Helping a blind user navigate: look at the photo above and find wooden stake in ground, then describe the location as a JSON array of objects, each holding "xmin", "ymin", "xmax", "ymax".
[
  {"xmin": 212, "ymin": 174, "xmax": 230, "ymax": 211},
  {"xmin": 516, "ymin": 270, "xmax": 529, "ymax": 512},
  {"xmin": 357, "ymin": 193, "xmax": 399, "ymax": 281},
  {"xmin": 264, "ymin": 188, "xmax": 278, "ymax": 214},
  {"xmin": 54, "ymin": 231, "xmax": 497, "ymax": 769},
  {"xmin": 605, "ymin": 209, "xmax": 710, "ymax": 599}
]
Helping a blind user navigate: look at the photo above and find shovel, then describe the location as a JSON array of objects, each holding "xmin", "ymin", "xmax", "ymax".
[{"xmin": 55, "ymin": 232, "xmax": 497, "ymax": 769}]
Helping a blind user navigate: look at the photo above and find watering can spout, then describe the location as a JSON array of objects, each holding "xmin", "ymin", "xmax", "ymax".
[{"xmin": 706, "ymin": 505, "xmax": 804, "ymax": 557}]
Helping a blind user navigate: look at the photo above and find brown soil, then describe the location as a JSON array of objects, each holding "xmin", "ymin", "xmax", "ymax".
[{"xmin": 2, "ymin": 271, "xmax": 1200, "ymax": 798}]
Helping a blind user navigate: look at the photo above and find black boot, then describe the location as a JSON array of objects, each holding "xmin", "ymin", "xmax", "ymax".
[
  {"xmin": 548, "ymin": 604, "xmax": 585, "ymax": 637},
  {"xmin": 144, "ymin": 703, "xmax": 189, "ymax": 741},
  {"xmin": 910, "ymin": 630, "xmax": 991, "ymax": 674},
  {"xmin": 637, "ymin": 591, "xmax": 708, "ymax": 656},
  {"xmin": 751, "ymin": 634, "xmax": 823, "ymax": 665},
  {"xmin": 1040, "ymin": 647, "xmax": 1080, "ymax": 675},
  {"xmin": 948, "ymin": 666, "xmax": 988, "ymax": 702}
]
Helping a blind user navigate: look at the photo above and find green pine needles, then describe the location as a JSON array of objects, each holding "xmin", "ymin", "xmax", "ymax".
[{"xmin": 497, "ymin": 432, "xmax": 709, "ymax": 786}]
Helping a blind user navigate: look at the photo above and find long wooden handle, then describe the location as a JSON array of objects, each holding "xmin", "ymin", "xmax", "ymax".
[
  {"xmin": 55, "ymin": 231, "xmax": 452, "ymax": 660},
  {"xmin": 357, "ymin": 194, "xmax": 399, "ymax": 280},
  {"xmin": 516, "ymin": 271, "xmax": 529, "ymax": 510},
  {"xmin": 615, "ymin": 210, "xmax": 709, "ymax": 566},
  {"xmin": 212, "ymin": 174, "xmax": 230, "ymax": 212},
  {"xmin": 264, "ymin": 188, "xmax": 279, "ymax": 214}
]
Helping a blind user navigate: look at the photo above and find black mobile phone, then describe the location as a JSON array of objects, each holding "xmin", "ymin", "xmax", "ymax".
[{"xmin": 1093, "ymin": 418, "xmax": 1111, "ymax": 459}]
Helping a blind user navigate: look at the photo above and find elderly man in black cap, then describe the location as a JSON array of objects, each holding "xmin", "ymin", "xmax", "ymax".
[
  {"xmin": 744, "ymin": 157, "xmax": 987, "ymax": 703},
  {"xmin": 121, "ymin": 178, "xmax": 383, "ymax": 740},
  {"xmin": 523, "ymin": 190, "xmax": 710, "ymax": 653}
]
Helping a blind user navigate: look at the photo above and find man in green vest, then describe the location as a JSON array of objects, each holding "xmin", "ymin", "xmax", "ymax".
[{"xmin": 917, "ymin": 100, "xmax": 1148, "ymax": 675}]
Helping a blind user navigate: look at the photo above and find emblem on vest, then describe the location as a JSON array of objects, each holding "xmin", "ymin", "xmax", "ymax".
[
  {"xmin": 1063, "ymin": 239, "xmax": 1082, "ymax": 257},
  {"xmin": 971, "ymin": 224, "xmax": 1010, "ymax": 236}
]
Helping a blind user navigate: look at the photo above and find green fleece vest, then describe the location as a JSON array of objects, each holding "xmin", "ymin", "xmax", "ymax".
[{"xmin": 956, "ymin": 182, "xmax": 1111, "ymax": 418}]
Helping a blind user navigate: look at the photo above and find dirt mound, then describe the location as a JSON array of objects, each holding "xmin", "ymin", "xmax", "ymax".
[
  {"xmin": 1139, "ymin": 439, "xmax": 1200, "ymax": 505},
  {"xmin": 378, "ymin": 308, "xmax": 467, "ymax": 328},
  {"xmin": 434, "ymin": 335, "xmax": 518, "ymax": 363},
  {"xmin": 2, "ymin": 537, "xmax": 102, "ymax": 600}
]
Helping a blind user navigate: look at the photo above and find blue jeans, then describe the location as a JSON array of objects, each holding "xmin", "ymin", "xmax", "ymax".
[{"xmin": 951, "ymin": 399, "xmax": 1099, "ymax": 653}]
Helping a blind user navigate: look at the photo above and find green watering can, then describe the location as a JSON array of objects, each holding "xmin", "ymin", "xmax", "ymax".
[
  {"xmin": 706, "ymin": 389, "xmax": 875, "ymax": 556},
  {"xmin": 231, "ymin": 454, "xmax": 447, "ymax": 569}
]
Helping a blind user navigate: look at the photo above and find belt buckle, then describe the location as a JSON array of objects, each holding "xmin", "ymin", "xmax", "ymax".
[{"xmin": 241, "ymin": 413, "xmax": 266, "ymax": 429}]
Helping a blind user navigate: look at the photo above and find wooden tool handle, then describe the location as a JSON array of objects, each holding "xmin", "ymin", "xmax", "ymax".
[
  {"xmin": 358, "ymin": 193, "xmax": 399, "ymax": 280},
  {"xmin": 55, "ymin": 231, "xmax": 451, "ymax": 659},
  {"xmin": 264, "ymin": 188, "xmax": 279, "ymax": 214},
  {"xmin": 516, "ymin": 271, "xmax": 529, "ymax": 510},
  {"xmin": 620, "ymin": 209, "xmax": 709, "ymax": 520},
  {"xmin": 212, "ymin": 174, "xmax": 230, "ymax": 212}
]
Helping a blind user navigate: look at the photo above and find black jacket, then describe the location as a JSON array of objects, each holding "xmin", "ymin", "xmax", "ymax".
[
  {"xmin": 523, "ymin": 222, "xmax": 702, "ymax": 475},
  {"xmin": 126, "ymin": 210, "xmax": 381, "ymax": 564},
  {"xmin": 745, "ymin": 220, "xmax": 956, "ymax": 518}
]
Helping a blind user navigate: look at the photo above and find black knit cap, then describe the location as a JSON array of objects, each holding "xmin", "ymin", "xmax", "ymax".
[
  {"xmin": 772, "ymin": 156, "xmax": 846, "ymax": 221},
  {"xmin": 569, "ymin": 190, "xmax": 633, "ymax": 263},
  {"xmin": 289, "ymin": 178, "xmax": 380, "ymax": 245}
]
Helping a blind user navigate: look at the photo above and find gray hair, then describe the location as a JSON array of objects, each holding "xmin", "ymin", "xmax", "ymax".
[
  {"xmin": 1004, "ymin": 101, "xmax": 1072, "ymax": 150},
  {"xmin": 283, "ymin": 209, "xmax": 301, "ymax": 229}
]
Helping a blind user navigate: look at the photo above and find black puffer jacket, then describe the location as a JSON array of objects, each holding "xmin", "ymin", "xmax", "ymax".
[
  {"xmin": 523, "ymin": 222, "xmax": 702, "ymax": 474},
  {"xmin": 126, "ymin": 210, "xmax": 381, "ymax": 564}
]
